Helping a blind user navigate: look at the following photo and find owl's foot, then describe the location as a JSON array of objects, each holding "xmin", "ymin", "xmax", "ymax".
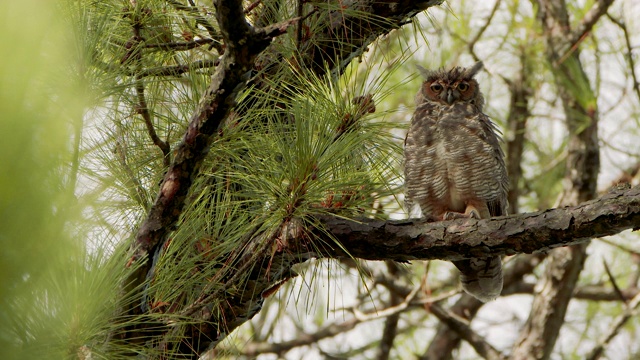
[
  {"xmin": 443, "ymin": 208, "xmax": 481, "ymax": 220},
  {"xmin": 443, "ymin": 211, "xmax": 471, "ymax": 220}
]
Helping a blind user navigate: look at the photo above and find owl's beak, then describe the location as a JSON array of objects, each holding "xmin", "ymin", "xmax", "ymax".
[{"xmin": 446, "ymin": 89, "xmax": 454, "ymax": 104}]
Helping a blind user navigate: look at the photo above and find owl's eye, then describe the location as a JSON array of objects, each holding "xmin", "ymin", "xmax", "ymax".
[
  {"xmin": 457, "ymin": 82, "xmax": 469, "ymax": 91},
  {"xmin": 430, "ymin": 83, "xmax": 443, "ymax": 92}
]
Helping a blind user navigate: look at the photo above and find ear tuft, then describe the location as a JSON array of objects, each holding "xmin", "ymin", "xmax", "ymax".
[
  {"xmin": 464, "ymin": 61, "xmax": 484, "ymax": 78},
  {"xmin": 416, "ymin": 65, "xmax": 435, "ymax": 80}
]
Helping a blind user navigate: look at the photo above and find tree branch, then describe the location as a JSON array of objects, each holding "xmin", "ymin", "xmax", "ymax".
[
  {"xmin": 205, "ymin": 186, "xmax": 638, "ymax": 355},
  {"xmin": 562, "ymin": 0, "xmax": 615, "ymax": 63},
  {"xmin": 506, "ymin": 282, "xmax": 640, "ymax": 302},
  {"xmin": 376, "ymin": 261, "xmax": 403, "ymax": 360},
  {"xmin": 122, "ymin": 1, "xmax": 298, "ymax": 350},
  {"xmin": 239, "ymin": 285, "xmax": 420, "ymax": 357},
  {"xmin": 129, "ymin": 0, "xmax": 286, "ymax": 272},
  {"xmin": 135, "ymin": 79, "xmax": 171, "ymax": 165},
  {"xmin": 606, "ymin": 14, "xmax": 640, "ymax": 106},
  {"xmin": 420, "ymin": 254, "xmax": 545, "ymax": 360},
  {"xmin": 316, "ymin": 187, "xmax": 640, "ymax": 262},
  {"xmin": 585, "ymin": 292, "xmax": 640, "ymax": 360},
  {"xmin": 429, "ymin": 303, "xmax": 506, "ymax": 360}
]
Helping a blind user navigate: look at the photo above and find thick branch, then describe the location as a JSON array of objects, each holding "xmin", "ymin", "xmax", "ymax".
[
  {"xmin": 184, "ymin": 187, "xmax": 638, "ymax": 357},
  {"xmin": 316, "ymin": 187, "xmax": 640, "ymax": 261}
]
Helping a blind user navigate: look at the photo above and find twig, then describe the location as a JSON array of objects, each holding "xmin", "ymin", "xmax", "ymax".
[
  {"xmin": 377, "ymin": 262, "xmax": 402, "ymax": 360},
  {"xmin": 144, "ymin": 38, "xmax": 215, "ymax": 50},
  {"xmin": 138, "ymin": 58, "xmax": 219, "ymax": 77},
  {"xmin": 560, "ymin": 0, "xmax": 615, "ymax": 64},
  {"xmin": 165, "ymin": 0, "xmax": 224, "ymax": 53},
  {"xmin": 556, "ymin": 0, "xmax": 614, "ymax": 66},
  {"xmin": 606, "ymin": 13, "xmax": 640, "ymax": 106},
  {"xmin": 602, "ymin": 259, "xmax": 627, "ymax": 302},
  {"xmin": 420, "ymin": 254, "xmax": 545, "ymax": 360},
  {"xmin": 244, "ymin": 0, "xmax": 262, "ymax": 14},
  {"xmin": 597, "ymin": 237, "xmax": 640, "ymax": 257},
  {"xmin": 585, "ymin": 292, "xmax": 640, "ymax": 360},
  {"xmin": 467, "ymin": 0, "xmax": 502, "ymax": 58},
  {"xmin": 239, "ymin": 285, "xmax": 420, "ymax": 357},
  {"xmin": 135, "ymin": 79, "xmax": 171, "ymax": 165},
  {"xmin": 113, "ymin": 127, "xmax": 150, "ymax": 207},
  {"xmin": 429, "ymin": 303, "xmax": 506, "ymax": 360},
  {"xmin": 505, "ymin": 282, "xmax": 640, "ymax": 302}
]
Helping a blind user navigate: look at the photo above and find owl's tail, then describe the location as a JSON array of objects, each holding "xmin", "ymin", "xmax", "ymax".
[{"xmin": 453, "ymin": 256, "xmax": 503, "ymax": 302}]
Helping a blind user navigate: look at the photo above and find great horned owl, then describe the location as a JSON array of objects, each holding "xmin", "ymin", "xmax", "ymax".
[{"xmin": 404, "ymin": 62, "xmax": 509, "ymax": 302}]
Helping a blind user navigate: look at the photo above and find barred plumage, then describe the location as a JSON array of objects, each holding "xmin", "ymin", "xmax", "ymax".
[{"xmin": 404, "ymin": 62, "xmax": 509, "ymax": 302}]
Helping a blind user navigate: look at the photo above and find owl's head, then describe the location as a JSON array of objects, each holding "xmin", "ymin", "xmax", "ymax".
[{"xmin": 416, "ymin": 62, "xmax": 484, "ymax": 109}]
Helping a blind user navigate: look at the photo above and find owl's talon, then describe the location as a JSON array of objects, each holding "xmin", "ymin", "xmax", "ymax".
[
  {"xmin": 443, "ymin": 211, "xmax": 467, "ymax": 220},
  {"xmin": 468, "ymin": 209, "xmax": 481, "ymax": 219},
  {"xmin": 443, "ymin": 210, "xmax": 482, "ymax": 221}
]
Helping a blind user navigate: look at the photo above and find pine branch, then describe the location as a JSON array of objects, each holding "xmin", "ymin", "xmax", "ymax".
[
  {"xmin": 128, "ymin": 0, "xmax": 289, "ymax": 276},
  {"xmin": 120, "ymin": 1, "xmax": 447, "ymax": 356}
]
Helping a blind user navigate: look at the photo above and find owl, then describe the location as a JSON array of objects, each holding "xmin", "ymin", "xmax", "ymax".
[{"xmin": 404, "ymin": 62, "xmax": 509, "ymax": 302}]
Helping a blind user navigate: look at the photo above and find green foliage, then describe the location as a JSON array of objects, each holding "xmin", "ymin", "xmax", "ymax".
[
  {"xmin": 143, "ymin": 61, "xmax": 405, "ymax": 339},
  {"xmin": 0, "ymin": 1, "xmax": 143, "ymax": 359}
]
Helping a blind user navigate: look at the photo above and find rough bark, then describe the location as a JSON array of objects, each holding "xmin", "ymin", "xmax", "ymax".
[{"xmin": 318, "ymin": 187, "xmax": 639, "ymax": 262}]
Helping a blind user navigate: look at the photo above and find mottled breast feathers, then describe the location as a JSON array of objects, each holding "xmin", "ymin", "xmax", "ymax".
[{"xmin": 404, "ymin": 62, "xmax": 509, "ymax": 302}]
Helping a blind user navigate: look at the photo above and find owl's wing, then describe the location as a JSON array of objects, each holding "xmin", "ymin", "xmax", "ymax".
[
  {"xmin": 403, "ymin": 105, "xmax": 441, "ymax": 218},
  {"xmin": 475, "ymin": 112, "xmax": 510, "ymax": 217}
]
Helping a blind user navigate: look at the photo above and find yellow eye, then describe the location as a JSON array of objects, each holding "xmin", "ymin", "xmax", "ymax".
[
  {"xmin": 430, "ymin": 83, "xmax": 443, "ymax": 92},
  {"xmin": 458, "ymin": 82, "xmax": 469, "ymax": 91}
]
